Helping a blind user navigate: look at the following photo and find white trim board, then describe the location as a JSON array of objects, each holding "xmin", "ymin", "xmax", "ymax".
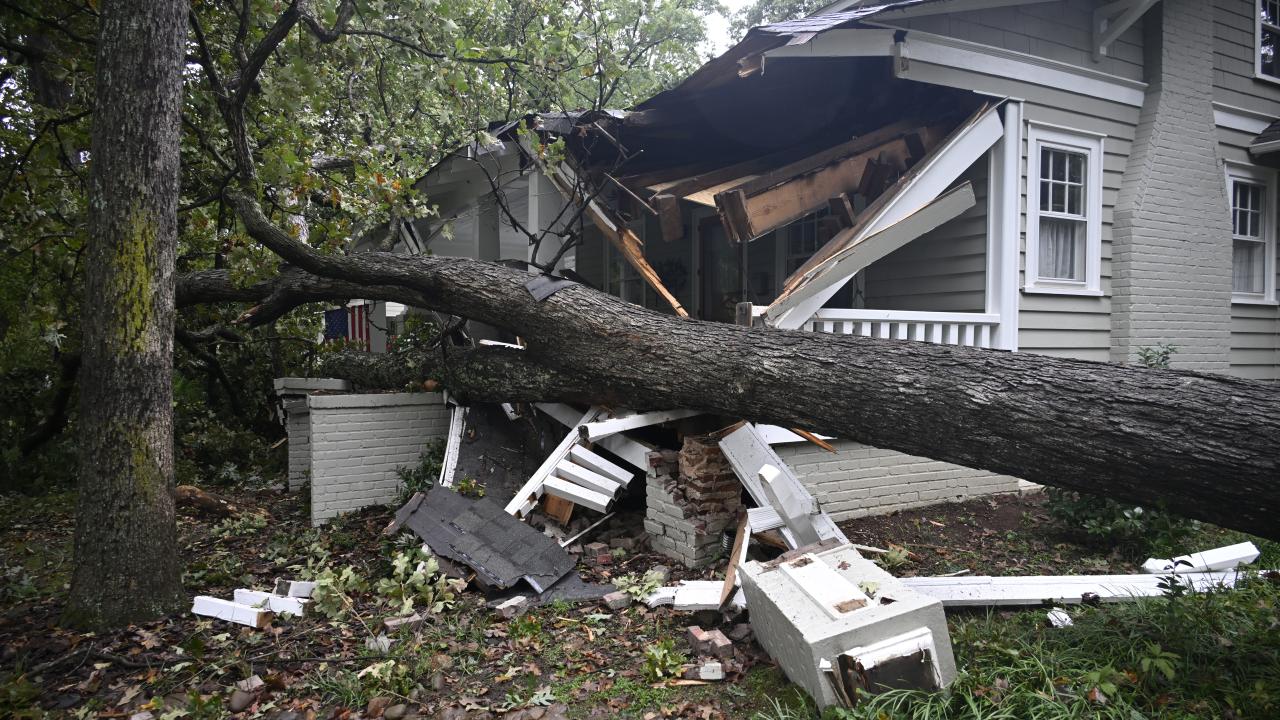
[
  {"xmin": 1214, "ymin": 103, "xmax": 1273, "ymax": 135},
  {"xmin": 763, "ymin": 26, "xmax": 1147, "ymax": 107},
  {"xmin": 767, "ymin": 103, "xmax": 1003, "ymax": 329},
  {"xmin": 816, "ymin": 0, "xmax": 1056, "ymax": 19},
  {"xmin": 900, "ymin": 570, "xmax": 1257, "ymax": 607}
]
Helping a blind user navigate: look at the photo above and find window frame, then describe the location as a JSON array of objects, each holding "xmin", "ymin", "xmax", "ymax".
[
  {"xmin": 1257, "ymin": 0, "xmax": 1280, "ymax": 84},
  {"xmin": 1225, "ymin": 162, "xmax": 1278, "ymax": 305},
  {"xmin": 1024, "ymin": 123, "xmax": 1104, "ymax": 296}
]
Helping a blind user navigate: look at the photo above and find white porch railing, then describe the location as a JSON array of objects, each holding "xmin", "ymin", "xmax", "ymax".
[{"xmin": 756, "ymin": 308, "xmax": 1001, "ymax": 349}]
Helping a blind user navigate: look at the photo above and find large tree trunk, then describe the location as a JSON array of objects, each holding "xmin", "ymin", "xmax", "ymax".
[
  {"xmin": 221, "ymin": 193, "xmax": 1280, "ymax": 540},
  {"xmin": 65, "ymin": 0, "xmax": 187, "ymax": 629}
]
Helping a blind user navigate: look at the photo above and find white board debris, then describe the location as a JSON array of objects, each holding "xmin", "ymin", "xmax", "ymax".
[
  {"xmin": 273, "ymin": 579, "xmax": 316, "ymax": 598},
  {"xmin": 1141, "ymin": 541, "xmax": 1260, "ymax": 574},
  {"xmin": 233, "ymin": 589, "xmax": 308, "ymax": 616},
  {"xmin": 900, "ymin": 569, "xmax": 1262, "ymax": 607},
  {"xmin": 191, "ymin": 596, "xmax": 272, "ymax": 628}
]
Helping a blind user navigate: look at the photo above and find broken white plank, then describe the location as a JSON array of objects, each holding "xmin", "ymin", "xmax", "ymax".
[
  {"xmin": 500, "ymin": 403, "xmax": 519, "ymax": 421},
  {"xmin": 900, "ymin": 570, "xmax": 1259, "ymax": 607},
  {"xmin": 504, "ymin": 407, "xmax": 602, "ymax": 516},
  {"xmin": 760, "ymin": 465, "xmax": 822, "ymax": 547},
  {"xmin": 1046, "ymin": 607, "xmax": 1073, "ymax": 627},
  {"xmin": 233, "ymin": 589, "xmax": 308, "ymax": 616},
  {"xmin": 674, "ymin": 581, "xmax": 730, "ymax": 611},
  {"xmin": 438, "ymin": 403, "xmax": 467, "ymax": 488},
  {"xmin": 768, "ymin": 183, "xmax": 976, "ymax": 328},
  {"xmin": 644, "ymin": 586, "xmax": 678, "ymax": 608},
  {"xmin": 477, "ymin": 339, "xmax": 525, "ymax": 350},
  {"xmin": 719, "ymin": 424, "xmax": 848, "ymax": 548},
  {"xmin": 569, "ymin": 444, "xmax": 633, "ymax": 485},
  {"xmin": 745, "ymin": 508, "xmax": 885, "ymax": 553},
  {"xmin": 1141, "ymin": 541, "xmax": 1260, "ymax": 574},
  {"xmin": 543, "ymin": 477, "xmax": 612, "ymax": 513},
  {"xmin": 535, "ymin": 402, "xmax": 655, "ymax": 471},
  {"xmin": 553, "ymin": 459, "xmax": 622, "ymax": 497},
  {"xmin": 192, "ymin": 596, "xmax": 272, "ymax": 628},
  {"xmin": 273, "ymin": 579, "xmax": 316, "ymax": 598},
  {"xmin": 578, "ymin": 409, "xmax": 702, "ymax": 442}
]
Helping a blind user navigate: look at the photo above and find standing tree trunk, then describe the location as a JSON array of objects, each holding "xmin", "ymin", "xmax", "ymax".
[{"xmin": 65, "ymin": 0, "xmax": 187, "ymax": 628}]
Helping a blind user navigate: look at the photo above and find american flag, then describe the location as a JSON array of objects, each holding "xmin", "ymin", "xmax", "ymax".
[{"xmin": 323, "ymin": 303, "xmax": 371, "ymax": 350}]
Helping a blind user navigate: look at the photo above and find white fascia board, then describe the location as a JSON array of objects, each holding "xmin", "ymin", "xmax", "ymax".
[
  {"xmin": 755, "ymin": 424, "xmax": 835, "ymax": 444},
  {"xmin": 900, "ymin": 570, "xmax": 1257, "ymax": 607},
  {"xmin": 765, "ymin": 26, "xmax": 1147, "ymax": 107},
  {"xmin": 873, "ymin": 0, "xmax": 1058, "ymax": 19},
  {"xmin": 768, "ymin": 104, "xmax": 1002, "ymax": 329},
  {"xmin": 1215, "ymin": 102, "xmax": 1274, "ymax": 134},
  {"xmin": 578, "ymin": 409, "xmax": 702, "ymax": 441},
  {"xmin": 768, "ymin": 182, "xmax": 977, "ymax": 327},
  {"xmin": 1252, "ymin": 139, "xmax": 1280, "ymax": 155},
  {"xmin": 1142, "ymin": 542, "xmax": 1261, "ymax": 574}
]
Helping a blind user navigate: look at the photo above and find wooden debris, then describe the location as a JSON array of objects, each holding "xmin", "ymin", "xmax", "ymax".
[
  {"xmin": 900, "ymin": 569, "xmax": 1263, "ymax": 607},
  {"xmin": 720, "ymin": 516, "xmax": 750, "ymax": 607},
  {"xmin": 273, "ymin": 579, "xmax": 317, "ymax": 598},
  {"xmin": 175, "ymin": 484, "xmax": 239, "ymax": 518},
  {"xmin": 191, "ymin": 596, "xmax": 272, "ymax": 628},
  {"xmin": 542, "ymin": 494, "xmax": 575, "ymax": 526},
  {"xmin": 1141, "ymin": 541, "xmax": 1260, "ymax": 574}
]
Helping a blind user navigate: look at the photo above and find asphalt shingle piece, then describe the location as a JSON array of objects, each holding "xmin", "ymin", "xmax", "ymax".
[{"xmin": 399, "ymin": 487, "xmax": 575, "ymax": 593}]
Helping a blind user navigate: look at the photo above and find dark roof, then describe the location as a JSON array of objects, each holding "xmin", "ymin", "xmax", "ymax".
[
  {"xmin": 394, "ymin": 487, "xmax": 575, "ymax": 593},
  {"xmin": 1252, "ymin": 118, "xmax": 1280, "ymax": 152}
]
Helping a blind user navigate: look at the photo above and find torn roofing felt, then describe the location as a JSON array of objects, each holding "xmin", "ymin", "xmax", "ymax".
[{"xmin": 393, "ymin": 487, "xmax": 575, "ymax": 594}]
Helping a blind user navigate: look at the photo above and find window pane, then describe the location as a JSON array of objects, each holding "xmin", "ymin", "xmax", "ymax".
[
  {"xmin": 1068, "ymin": 155, "xmax": 1083, "ymax": 184},
  {"xmin": 1264, "ymin": 27, "xmax": 1279, "ymax": 78},
  {"xmin": 1040, "ymin": 147, "xmax": 1050, "ymax": 178},
  {"xmin": 1234, "ymin": 239, "xmax": 1266, "ymax": 294},
  {"xmin": 1052, "ymin": 152, "xmax": 1065, "ymax": 181},
  {"xmin": 1038, "ymin": 218, "xmax": 1084, "ymax": 281},
  {"xmin": 1266, "ymin": 0, "xmax": 1280, "ymax": 25},
  {"xmin": 1051, "ymin": 183, "xmax": 1065, "ymax": 213},
  {"xmin": 1039, "ymin": 180, "xmax": 1050, "ymax": 211},
  {"xmin": 1067, "ymin": 185, "xmax": 1082, "ymax": 216}
]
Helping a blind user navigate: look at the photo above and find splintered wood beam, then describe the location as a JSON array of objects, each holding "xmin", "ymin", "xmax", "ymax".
[
  {"xmin": 714, "ymin": 138, "xmax": 913, "ymax": 242},
  {"xmin": 653, "ymin": 193, "xmax": 684, "ymax": 242},
  {"xmin": 536, "ymin": 158, "xmax": 689, "ymax": 317}
]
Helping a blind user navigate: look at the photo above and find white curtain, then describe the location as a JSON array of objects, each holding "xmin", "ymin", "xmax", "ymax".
[
  {"xmin": 1234, "ymin": 239, "xmax": 1264, "ymax": 294},
  {"xmin": 1038, "ymin": 218, "xmax": 1081, "ymax": 280}
]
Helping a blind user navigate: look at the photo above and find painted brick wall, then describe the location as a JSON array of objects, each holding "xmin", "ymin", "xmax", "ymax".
[
  {"xmin": 283, "ymin": 398, "xmax": 310, "ymax": 491},
  {"xmin": 773, "ymin": 440, "xmax": 1020, "ymax": 520},
  {"xmin": 308, "ymin": 392, "xmax": 450, "ymax": 526},
  {"xmin": 1112, "ymin": 0, "xmax": 1234, "ymax": 371}
]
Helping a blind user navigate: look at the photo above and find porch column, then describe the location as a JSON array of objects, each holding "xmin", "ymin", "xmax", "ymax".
[
  {"xmin": 528, "ymin": 171, "xmax": 573, "ymax": 272},
  {"xmin": 986, "ymin": 100, "xmax": 1021, "ymax": 351}
]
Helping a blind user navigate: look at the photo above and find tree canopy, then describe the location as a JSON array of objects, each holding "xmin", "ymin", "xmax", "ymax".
[{"xmin": 0, "ymin": 0, "xmax": 720, "ymax": 489}]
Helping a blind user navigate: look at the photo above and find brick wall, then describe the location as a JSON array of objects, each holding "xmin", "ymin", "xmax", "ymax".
[
  {"xmin": 308, "ymin": 392, "xmax": 450, "ymax": 525},
  {"xmin": 1111, "ymin": 0, "xmax": 1233, "ymax": 371},
  {"xmin": 773, "ymin": 440, "xmax": 1020, "ymax": 520},
  {"xmin": 283, "ymin": 398, "xmax": 310, "ymax": 491},
  {"xmin": 643, "ymin": 437, "xmax": 742, "ymax": 568}
]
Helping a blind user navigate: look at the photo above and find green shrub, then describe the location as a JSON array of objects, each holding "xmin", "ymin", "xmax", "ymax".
[
  {"xmin": 395, "ymin": 439, "xmax": 445, "ymax": 503},
  {"xmin": 643, "ymin": 638, "xmax": 687, "ymax": 682},
  {"xmin": 1044, "ymin": 488, "xmax": 1196, "ymax": 557}
]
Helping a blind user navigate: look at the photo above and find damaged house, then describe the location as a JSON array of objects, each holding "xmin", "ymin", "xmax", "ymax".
[
  {"xmin": 252, "ymin": 0, "xmax": 1280, "ymax": 706},
  {"xmin": 324, "ymin": 0, "xmax": 1280, "ymax": 524}
]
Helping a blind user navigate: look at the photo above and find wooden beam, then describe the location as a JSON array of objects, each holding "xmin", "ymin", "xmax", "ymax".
[
  {"xmin": 543, "ymin": 477, "xmax": 612, "ymax": 513},
  {"xmin": 720, "ymin": 516, "xmax": 750, "ymax": 607},
  {"xmin": 828, "ymin": 194, "xmax": 856, "ymax": 229},
  {"xmin": 536, "ymin": 402, "xmax": 656, "ymax": 470},
  {"xmin": 715, "ymin": 189, "xmax": 754, "ymax": 244},
  {"xmin": 653, "ymin": 193, "xmax": 684, "ymax": 242}
]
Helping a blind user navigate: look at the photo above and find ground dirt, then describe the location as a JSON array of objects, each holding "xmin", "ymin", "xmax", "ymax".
[{"xmin": 0, "ymin": 488, "xmax": 1265, "ymax": 719}]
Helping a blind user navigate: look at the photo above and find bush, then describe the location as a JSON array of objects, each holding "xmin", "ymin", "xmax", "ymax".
[
  {"xmin": 1044, "ymin": 488, "xmax": 1197, "ymax": 557},
  {"xmin": 395, "ymin": 439, "xmax": 445, "ymax": 503}
]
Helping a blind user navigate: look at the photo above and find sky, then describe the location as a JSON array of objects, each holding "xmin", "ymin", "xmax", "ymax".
[{"xmin": 703, "ymin": 0, "xmax": 756, "ymax": 55}]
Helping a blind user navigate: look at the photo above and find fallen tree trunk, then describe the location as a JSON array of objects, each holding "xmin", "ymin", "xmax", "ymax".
[{"xmin": 219, "ymin": 191, "xmax": 1280, "ymax": 539}]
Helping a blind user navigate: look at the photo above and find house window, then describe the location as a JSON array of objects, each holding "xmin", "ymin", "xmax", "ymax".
[
  {"xmin": 784, "ymin": 211, "xmax": 826, "ymax": 276},
  {"xmin": 1024, "ymin": 124, "xmax": 1103, "ymax": 295},
  {"xmin": 1259, "ymin": 0, "xmax": 1280, "ymax": 80},
  {"xmin": 1227, "ymin": 165, "xmax": 1277, "ymax": 303}
]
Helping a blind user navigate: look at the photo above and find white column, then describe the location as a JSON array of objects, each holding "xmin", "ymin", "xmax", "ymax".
[{"xmin": 986, "ymin": 100, "xmax": 1022, "ymax": 352}]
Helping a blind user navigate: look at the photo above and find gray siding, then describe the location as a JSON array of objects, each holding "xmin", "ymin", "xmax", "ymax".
[
  {"xmin": 1214, "ymin": 0, "xmax": 1280, "ymax": 117},
  {"xmin": 863, "ymin": 158, "xmax": 988, "ymax": 313},
  {"xmin": 889, "ymin": 1, "xmax": 1144, "ymax": 81}
]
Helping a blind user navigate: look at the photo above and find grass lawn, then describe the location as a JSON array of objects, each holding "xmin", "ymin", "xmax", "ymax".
[{"xmin": 1, "ymin": 488, "xmax": 1277, "ymax": 719}]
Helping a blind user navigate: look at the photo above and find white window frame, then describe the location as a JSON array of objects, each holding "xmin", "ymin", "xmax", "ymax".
[
  {"xmin": 1257, "ymin": 0, "xmax": 1280, "ymax": 84},
  {"xmin": 1024, "ymin": 123, "xmax": 1104, "ymax": 296},
  {"xmin": 1225, "ymin": 162, "xmax": 1278, "ymax": 305}
]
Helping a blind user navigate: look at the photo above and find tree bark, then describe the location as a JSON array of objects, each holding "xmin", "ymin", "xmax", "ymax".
[
  {"xmin": 65, "ymin": 0, "xmax": 187, "ymax": 629},
  {"xmin": 223, "ymin": 191, "xmax": 1280, "ymax": 540}
]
